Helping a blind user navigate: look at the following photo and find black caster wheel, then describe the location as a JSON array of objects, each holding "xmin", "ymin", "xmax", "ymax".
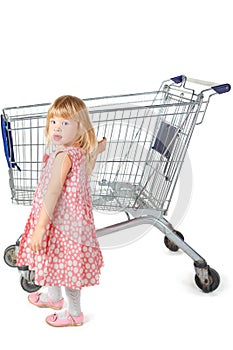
[
  {"xmin": 4, "ymin": 245, "xmax": 17, "ymax": 267},
  {"xmin": 20, "ymin": 276, "xmax": 41, "ymax": 293},
  {"xmin": 164, "ymin": 231, "xmax": 184, "ymax": 252},
  {"xmin": 195, "ymin": 267, "xmax": 220, "ymax": 293}
]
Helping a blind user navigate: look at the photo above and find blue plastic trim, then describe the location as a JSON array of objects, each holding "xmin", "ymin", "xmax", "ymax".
[
  {"xmin": 171, "ymin": 75, "xmax": 184, "ymax": 84},
  {"xmin": 152, "ymin": 122, "xmax": 177, "ymax": 158},
  {"xmin": 1, "ymin": 115, "xmax": 21, "ymax": 171},
  {"xmin": 1, "ymin": 115, "xmax": 11, "ymax": 168},
  {"xmin": 212, "ymin": 83, "xmax": 231, "ymax": 94}
]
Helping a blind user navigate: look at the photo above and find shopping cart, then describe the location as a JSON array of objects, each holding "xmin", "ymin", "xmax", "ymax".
[{"xmin": 2, "ymin": 75, "xmax": 231, "ymax": 293}]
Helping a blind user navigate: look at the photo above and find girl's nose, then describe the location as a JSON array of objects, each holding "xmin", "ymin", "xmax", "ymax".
[{"xmin": 54, "ymin": 123, "xmax": 62, "ymax": 131}]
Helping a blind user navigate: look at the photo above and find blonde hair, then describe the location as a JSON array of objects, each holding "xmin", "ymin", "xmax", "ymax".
[{"xmin": 46, "ymin": 95, "xmax": 98, "ymax": 154}]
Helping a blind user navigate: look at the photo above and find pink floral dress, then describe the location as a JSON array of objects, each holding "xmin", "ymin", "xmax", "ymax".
[{"xmin": 17, "ymin": 146, "xmax": 104, "ymax": 289}]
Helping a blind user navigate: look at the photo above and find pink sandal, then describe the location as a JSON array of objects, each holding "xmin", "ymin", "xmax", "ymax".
[
  {"xmin": 46, "ymin": 310, "xmax": 84, "ymax": 327},
  {"xmin": 28, "ymin": 292, "xmax": 64, "ymax": 310}
]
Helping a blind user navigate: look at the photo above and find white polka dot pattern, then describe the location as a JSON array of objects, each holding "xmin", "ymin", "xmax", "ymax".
[{"xmin": 17, "ymin": 147, "xmax": 104, "ymax": 289}]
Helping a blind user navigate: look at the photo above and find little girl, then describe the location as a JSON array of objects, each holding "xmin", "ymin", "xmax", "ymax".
[{"xmin": 17, "ymin": 95, "xmax": 106, "ymax": 327}]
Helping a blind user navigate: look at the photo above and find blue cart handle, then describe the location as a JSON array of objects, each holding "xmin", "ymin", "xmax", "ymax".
[
  {"xmin": 171, "ymin": 75, "xmax": 184, "ymax": 84},
  {"xmin": 211, "ymin": 84, "xmax": 231, "ymax": 94},
  {"xmin": 171, "ymin": 75, "xmax": 231, "ymax": 94}
]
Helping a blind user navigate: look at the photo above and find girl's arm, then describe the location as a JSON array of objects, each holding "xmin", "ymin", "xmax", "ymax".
[
  {"xmin": 85, "ymin": 137, "xmax": 107, "ymax": 175},
  {"xmin": 30, "ymin": 152, "xmax": 71, "ymax": 252}
]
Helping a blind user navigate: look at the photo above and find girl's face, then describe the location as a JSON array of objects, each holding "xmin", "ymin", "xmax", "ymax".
[{"xmin": 49, "ymin": 116, "xmax": 79, "ymax": 147}]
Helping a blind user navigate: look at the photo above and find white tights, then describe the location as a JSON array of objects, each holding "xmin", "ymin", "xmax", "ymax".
[{"xmin": 46, "ymin": 286, "xmax": 81, "ymax": 316}]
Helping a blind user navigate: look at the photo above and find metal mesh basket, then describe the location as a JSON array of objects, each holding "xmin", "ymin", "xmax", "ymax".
[{"xmin": 1, "ymin": 76, "xmax": 230, "ymax": 217}]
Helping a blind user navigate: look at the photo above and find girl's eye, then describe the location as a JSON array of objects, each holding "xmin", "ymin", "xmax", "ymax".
[
  {"xmin": 50, "ymin": 120, "xmax": 56, "ymax": 125},
  {"xmin": 63, "ymin": 121, "xmax": 69, "ymax": 126}
]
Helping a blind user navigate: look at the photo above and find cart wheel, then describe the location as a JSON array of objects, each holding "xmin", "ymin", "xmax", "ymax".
[
  {"xmin": 195, "ymin": 267, "xmax": 220, "ymax": 293},
  {"xmin": 20, "ymin": 276, "xmax": 41, "ymax": 293},
  {"xmin": 164, "ymin": 231, "xmax": 184, "ymax": 252},
  {"xmin": 4, "ymin": 245, "xmax": 17, "ymax": 267}
]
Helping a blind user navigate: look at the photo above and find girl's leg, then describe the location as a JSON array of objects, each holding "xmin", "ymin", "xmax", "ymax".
[
  {"xmin": 65, "ymin": 287, "xmax": 81, "ymax": 316},
  {"xmin": 40, "ymin": 286, "xmax": 62, "ymax": 302},
  {"xmin": 48, "ymin": 286, "xmax": 63, "ymax": 302}
]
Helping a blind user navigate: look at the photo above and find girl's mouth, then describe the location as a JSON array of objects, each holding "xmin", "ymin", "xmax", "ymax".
[{"xmin": 53, "ymin": 135, "xmax": 62, "ymax": 142}]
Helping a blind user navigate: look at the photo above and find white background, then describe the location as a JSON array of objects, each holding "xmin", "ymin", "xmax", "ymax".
[{"xmin": 0, "ymin": 0, "xmax": 232, "ymax": 348}]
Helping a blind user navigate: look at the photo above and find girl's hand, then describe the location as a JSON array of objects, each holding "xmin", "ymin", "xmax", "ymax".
[
  {"xmin": 85, "ymin": 138, "xmax": 107, "ymax": 175},
  {"xmin": 97, "ymin": 137, "xmax": 107, "ymax": 154},
  {"xmin": 30, "ymin": 226, "xmax": 46, "ymax": 252}
]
